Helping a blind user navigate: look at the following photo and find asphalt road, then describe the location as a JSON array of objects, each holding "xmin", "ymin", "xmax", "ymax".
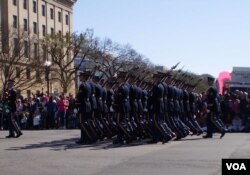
[{"xmin": 0, "ymin": 130, "xmax": 249, "ymax": 175}]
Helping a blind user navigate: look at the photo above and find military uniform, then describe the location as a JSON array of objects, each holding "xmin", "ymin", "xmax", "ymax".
[
  {"xmin": 188, "ymin": 91, "xmax": 203, "ymax": 135},
  {"xmin": 113, "ymin": 80, "xmax": 132, "ymax": 144},
  {"xmin": 76, "ymin": 80, "xmax": 93, "ymax": 143},
  {"xmin": 6, "ymin": 84, "xmax": 22, "ymax": 138},
  {"xmin": 204, "ymin": 77, "xmax": 226, "ymax": 138},
  {"xmin": 149, "ymin": 80, "xmax": 172, "ymax": 143}
]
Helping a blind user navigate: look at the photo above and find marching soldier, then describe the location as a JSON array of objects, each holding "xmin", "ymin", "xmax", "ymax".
[
  {"xmin": 113, "ymin": 71, "xmax": 132, "ymax": 144},
  {"xmin": 182, "ymin": 88, "xmax": 198, "ymax": 134},
  {"xmin": 101, "ymin": 79, "xmax": 116, "ymax": 137},
  {"xmin": 75, "ymin": 72, "xmax": 95, "ymax": 144},
  {"xmin": 88, "ymin": 74, "xmax": 104, "ymax": 140},
  {"xmin": 128, "ymin": 75, "xmax": 141, "ymax": 139},
  {"xmin": 6, "ymin": 79, "xmax": 22, "ymax": 138},
  {"xmin": 148, "ymin": 73, "xmax": 172, "ymax": 144},
  {"xmin": 106, "ymin": 79, "xmax": 118, "ymax": 135},
  {"xmin": 93, "ymin": 75, "xmax": 113, "ymax": 138},
  {"xmin": 166, "ymin": 84, "xmax": 187, "ymax": 140},
  {"xmin": 203, "ymin": 76, "xmax": 226, "ymax": 139},
  {"xmin": 187, "ymin": 85, "xmax": 203, "ymax": 135}
]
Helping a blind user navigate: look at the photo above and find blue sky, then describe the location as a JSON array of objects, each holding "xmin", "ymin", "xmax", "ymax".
[{"xmin": 73, "ymin": 0, "xmax": 250, "ymax": 77}]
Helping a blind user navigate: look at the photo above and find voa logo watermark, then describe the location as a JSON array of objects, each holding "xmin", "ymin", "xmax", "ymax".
[
  {"xmin": 226, "ymin": 163, "xmax": 246, "ymax": 171},
  {"xmin": 222, "ymin": 159, "xmax": 250, "ymax": 175}
]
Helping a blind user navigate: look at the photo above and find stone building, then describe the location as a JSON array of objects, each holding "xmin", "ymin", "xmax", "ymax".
[{"xmin": 0, "ymin": 0, "xmax": 77, "ymax": 96}]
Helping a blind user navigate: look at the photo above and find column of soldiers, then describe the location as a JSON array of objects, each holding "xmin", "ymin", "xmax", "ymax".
[{"xmin": 75, "ymin": 70, "xmax": 226, "ymax": 145}]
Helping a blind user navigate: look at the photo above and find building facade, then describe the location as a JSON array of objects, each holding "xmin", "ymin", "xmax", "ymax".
[{"xmin": 0, "ymin": 0, "xmax": 76, "ymax": 96}]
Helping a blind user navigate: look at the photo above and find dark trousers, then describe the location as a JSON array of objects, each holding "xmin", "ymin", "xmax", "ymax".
[
  {"xmin": 7, "ymin": 112, "xmax": 21, "ymax": 136},
  {"xmin": 58, "ymin": 111, "xmax": 66, "ymax": 128},
  {"xmin": 206, "ymin": 113, "xmax": 214, "ymax": 137},
  {"xmin": 117, "ymin": 112, "xmax": 130, "ymax": 142},
  {"xmin": 207, "ymin": 112, "xmax": 226, "ymax": 137},
  {"xmin": 151, "ymin": 113, "xmax": 166, "ymax": 141},
  {"xmin": 79, "ymin": 112, "xmax": 94, "ymax": 142},
  {"xmin": 47, "ymin": 112, "xmax": 55, "ymax": 129}
]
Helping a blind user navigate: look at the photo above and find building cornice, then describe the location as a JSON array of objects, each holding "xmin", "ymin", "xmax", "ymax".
[{"xmin": 53, "ymin": 0, "xmax": 77, "ymax": 8}]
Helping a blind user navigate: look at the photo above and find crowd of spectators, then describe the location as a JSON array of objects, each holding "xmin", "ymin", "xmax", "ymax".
[
  {"xmin": 196, "ymin": 90, "xmax": 250, "ymax": 132},
  {"xmin": 0, "ymin": 91, "xmax": 78, "ymax": 130},
  {"xmin": 1, "ymin": 89, "xmax": 250, "ymax": 132}
]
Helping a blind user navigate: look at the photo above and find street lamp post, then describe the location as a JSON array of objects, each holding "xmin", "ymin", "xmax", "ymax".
[{"xmin": 44, "ymin": 60, "xmax": 52, "ymax": 96}]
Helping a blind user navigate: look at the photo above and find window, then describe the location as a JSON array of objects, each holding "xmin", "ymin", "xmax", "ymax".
[
  {"xmin": 58, "ymin": 30, "xmax": 62, "ymax": 36},
  {"xmin": 16, "ymin": 67, "xmax": 20, "ymax": 78},
  {"xmin": 24, "ymin": 19, "xmax": 28, "ymax": 31},
  {"xmin": 34, "ymin": 43, "xmax": 38, "ymax": 59},
  {"xmin": 42, "ymin": 25, "xmax": 46, "ymax": 36},
  {"xmin": 13, "ymin": 0, "xmax": 17, "ymax": 6},
  {"xmin": 33, "ymin": 22, "xmax": 37, "ymax": 34},
  {"xmin": 26, "ymin": 68, "xmax": 30, "ymax": 79},
  {"xmin": 13, "ymin": 15, "xmax": 17, "ymax": 28},
  {"xmin": 50, "ymin": 8, "xmax": 54, "ymax": 19},
  {"xmin": 23, "ymin": 0, "xmax": 27, "ymax": 9},
  {"xmin": 33, "ymin": 1, "xmax": 37, "ymax": 13},
  {"xmin": 65, "ymin": 14, "xmax": 69, "ymax": 25},
  {"xmin": 13, "ymin": 38, "xmax": 19, "ymax": 56},
  {"xmin": 42, "ymin": 5, "xmax": 46, "ymax": 16},
  {"xmin": 24, "ymin": 41, "xmax": 29, "ymax": 58},
  {"xmin": 43, "ymin": 45, "xmax": 47, "ymax": 60},
  {"xmin": 36, "ymin": 70, "xmax": 40, "ymax": 81},
  {"xmin": 58, "ymin": 11, "xmax": 61, "ymax": 22},
  {"xmin": 51, "ymin": 28, "xmax": 54, "ymax": 35}
]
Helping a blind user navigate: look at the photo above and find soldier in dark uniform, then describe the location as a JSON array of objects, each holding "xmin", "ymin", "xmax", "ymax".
[
  {"xmin": 6, "ymin": 79, "xmax": 22, "ymax": 138},
  {"xmin": 203, "ymin": 76, "xmax": 226, "ymax": 139},
  {"xmin": 172, "ymin": 86, "xmax": 190, "ymax": 140},
  {"xmin": 187, "ymin": 85, "xmax": 203, "ymax": 135},
  {"xmin": 93, "ymin": 75, "xmax": 112, "ymax": 138},
  {"xmin": 101, "ymin": 79, "xmax": 116, "ymax": 137},
  {"xmin": 182, "ymin": 88, "xmax": 198, "ymax": 134},
  {"xmin": 88, "ymin": 74, "xmax": 104, "ymax": 140},
  {"xmin": 113, "ymin": 71, "xmax": 131, "ymax": 144},
  {"xmin": 141, "ymin": 81, "xmax": 154, "ymax": 138},
  {"xmin": 148, "ymin": 73, "xmax": 172, "ymax": 144},
  {"xmin": 136, "ymin": 79, "xmax": 150, "ymax": 138},
  {"xmin": 75, "ymin": 72, "xmax": 95, "ymax": 144},
  {"xmin": 127, "ymin": 75, "xmax": 141, "ymax": 139},
  {"xmin": 105, "ymin": 79, "xmax": 118, "ymax": 135},
  {"xmin": 161, "ymin": 78, "xmax": 176, "ymax": 139}
]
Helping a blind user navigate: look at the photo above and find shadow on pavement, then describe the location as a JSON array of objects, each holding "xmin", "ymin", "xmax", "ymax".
[
  {"xmin": 5, "ymin": 135, "xmax": 210, "ymax": 151},
  {"xmin": 5, "ymin": 138, "xmax": 150, "ymax": 151}
]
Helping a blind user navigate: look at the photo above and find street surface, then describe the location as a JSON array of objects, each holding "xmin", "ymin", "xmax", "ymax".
[{"xmin": 0, "ymin": 130, "xmax": 249, "ymax": 175}]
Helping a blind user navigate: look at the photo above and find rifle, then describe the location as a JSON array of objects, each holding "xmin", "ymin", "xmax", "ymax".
[{"xmin": 78, "ymin": 113, "xmax": 94, "ymax": 141}]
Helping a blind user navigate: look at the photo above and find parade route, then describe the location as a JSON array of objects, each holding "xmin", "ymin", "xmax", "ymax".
[{"xmin": 0, "ymin": 130, "xmax": 249, "ymax": 175}]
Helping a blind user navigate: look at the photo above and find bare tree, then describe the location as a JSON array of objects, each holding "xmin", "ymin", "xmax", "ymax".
[
  {"xmin": 41, "ymin": 29, "xmax": 98, "ymax": 94},
  {"xmin": 90, "ymin": 38, "xmax": 148, "ymax": 80},
  {"xmin": 0, "ymin": 28, "xmax": 42, "ymax": 93}
]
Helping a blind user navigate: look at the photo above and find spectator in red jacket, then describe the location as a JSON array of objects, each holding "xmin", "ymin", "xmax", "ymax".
[{"xmin": 57, "ymin": 94, "xmax": 67, "ymax": 129}]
